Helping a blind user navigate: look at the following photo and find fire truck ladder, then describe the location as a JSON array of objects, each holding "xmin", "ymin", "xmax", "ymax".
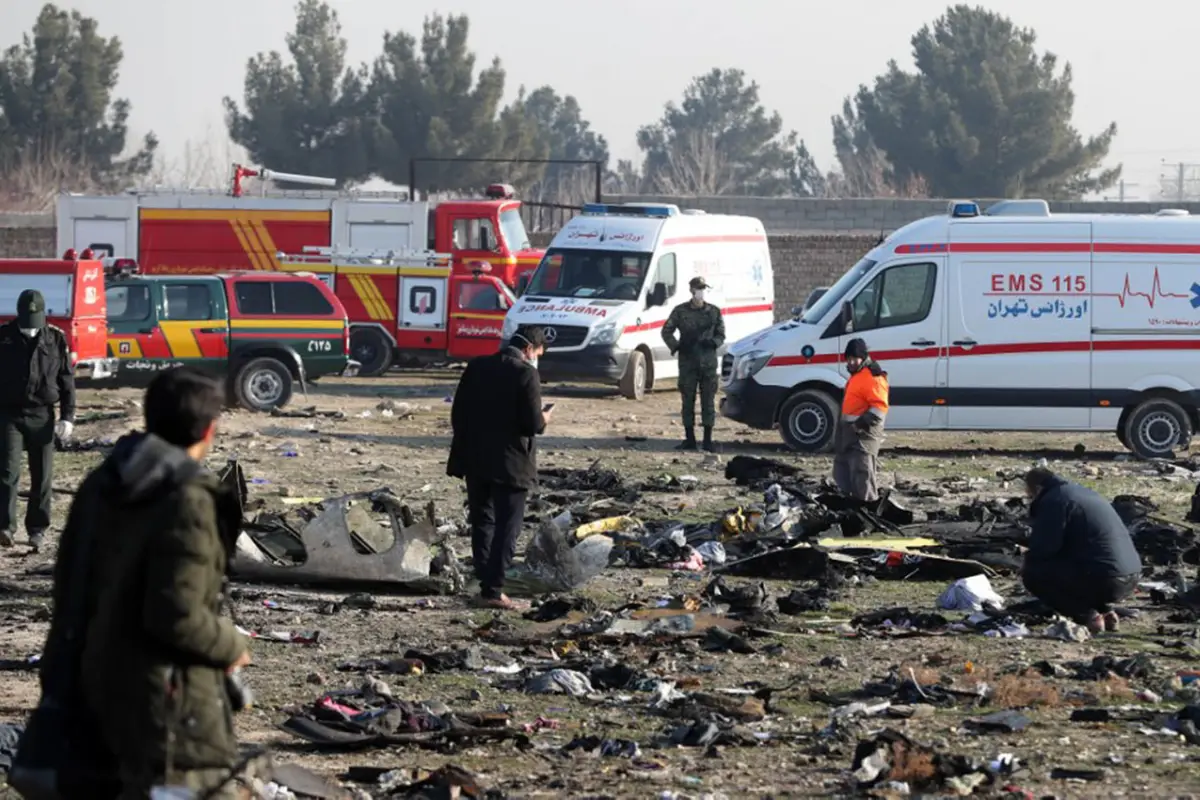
[{"xmin": 275, "ymin": 246, "xmax": 454, "ymax": 269}]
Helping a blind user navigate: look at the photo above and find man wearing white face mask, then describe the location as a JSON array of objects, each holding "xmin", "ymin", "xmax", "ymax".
[
  {"xmin": 0, "ymin": 290, "xmax": 75, "ymax": 552},
  {"xmin": 663, "ymin": 276, "xmax": 725, "ymax": 452}
]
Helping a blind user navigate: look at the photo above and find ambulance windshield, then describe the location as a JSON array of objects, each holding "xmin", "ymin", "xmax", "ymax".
[
  {"xmin": 800, "ymin": 257, "xmax": 877, "ymax": 323},
  {"xmin": 525, "ymin": 248, "xmax": 652, "ymax": 300}
]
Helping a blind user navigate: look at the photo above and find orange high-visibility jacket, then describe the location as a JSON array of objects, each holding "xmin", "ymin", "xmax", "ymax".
[{"xmin": 842, "ymin": 367, "xmax": 890, "ymax": 419}]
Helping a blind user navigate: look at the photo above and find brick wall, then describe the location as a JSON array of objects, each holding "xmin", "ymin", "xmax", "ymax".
[{"xmin": 531, "ymin": 231, "xmax": 876, "ymax": 320}]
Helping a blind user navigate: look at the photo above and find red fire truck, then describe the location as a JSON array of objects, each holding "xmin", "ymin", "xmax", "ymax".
[
  {"xmin": 276, "ymin": 247, "xmax": 513, "ymax": 371},
  {"xmin": 54, "ymin": 164, "xmax": 545, "ymax": 295},
  {"xmin": 0, "ymin": 255, "xmax": 119, "ymax": 379}
]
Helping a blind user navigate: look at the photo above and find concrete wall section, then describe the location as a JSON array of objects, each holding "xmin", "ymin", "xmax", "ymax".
[{"xmin": 0, "ymin": 213, "xmax": 55, "ymax": 259}]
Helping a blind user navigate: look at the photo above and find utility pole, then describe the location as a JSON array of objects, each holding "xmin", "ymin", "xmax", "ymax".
[{"xmin": 1159, "ymin": 162, "xmax": 1200, "ymax": 202}]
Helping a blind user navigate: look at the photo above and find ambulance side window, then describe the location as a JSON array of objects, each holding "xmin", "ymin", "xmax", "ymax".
[
  {"xmin": 654, "ymin": 254, "xmax": 677, "ymax": 296},
  {"xmin": 106, "ymin": 285, "xmax": 151, "ymax": 322},
  {"xmin": 850, "ymin": 262, "xmax": 936, "ymax": 332}
]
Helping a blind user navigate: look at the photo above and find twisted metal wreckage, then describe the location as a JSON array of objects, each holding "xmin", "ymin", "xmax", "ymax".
[{"xmin": 221, "ymin": 460, "xmax": 457, "ymax": 592}]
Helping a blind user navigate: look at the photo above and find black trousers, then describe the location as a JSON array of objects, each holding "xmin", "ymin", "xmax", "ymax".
[
  {"xmin": 0, "ymin": 408, "xmax": 54, "ymax": 535},
  {"xmin": 1023, "ymin": 563, "xmax": 1139, "ymax": 621},
  {"xmin": 466, "ymin": 477, "xmax": 527, "ymax": 597}
]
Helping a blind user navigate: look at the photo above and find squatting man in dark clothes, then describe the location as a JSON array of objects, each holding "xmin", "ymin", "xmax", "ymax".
[
  {"xmin": 662, "ymin": 276, "xmax": 725, "ymax": 452},
  {"xmin": 0, "ymin": 289, "xmax": 75, "ymax": 551},
  {"xmin": 1021, "ymin": 468, "xmax": 1143, "ymax": 634},
  {"xmin": 38, "ymin": 367, "xmax": 255, "ymax": 797},
  {"xmin": 833, "ymin": 338, "xmax": 889, "ymax": 502},
  {"xmin": 448, "ymin": 327, "xmax": 552, "ymax": 610}
]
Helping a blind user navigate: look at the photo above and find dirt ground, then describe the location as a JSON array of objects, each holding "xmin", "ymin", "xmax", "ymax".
[{"xmin": 3, "ymin": 373, "xmax": 1200, "ymax": 798}]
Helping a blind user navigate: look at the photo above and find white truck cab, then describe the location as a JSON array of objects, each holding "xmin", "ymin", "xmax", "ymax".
[
  {"xmin": 502, "ymin": 203, "xmax": 773, "ymax": 399},
  {"xmin": 723, "ymin": 199, "xmax": 1200, "ymax": 459}
]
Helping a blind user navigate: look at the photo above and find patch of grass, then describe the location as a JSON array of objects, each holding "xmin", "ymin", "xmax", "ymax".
[{"xmin": 990, "ymin": 675, "xmax": 1061, "ymax": 708}]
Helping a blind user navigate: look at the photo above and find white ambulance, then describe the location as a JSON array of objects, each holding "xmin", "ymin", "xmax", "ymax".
[
  {"xmin": 722, "ymin": 199, "xmax": 1200, "ymax": 459},
  {"xmin": 501, "ymin": 203, "xmax": 773, "ymax": 399}
]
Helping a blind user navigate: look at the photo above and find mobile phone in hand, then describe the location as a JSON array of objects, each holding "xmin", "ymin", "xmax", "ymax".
[{"xmin": 542, "ymin": 403, "xmax": 555, "ymax": 413}]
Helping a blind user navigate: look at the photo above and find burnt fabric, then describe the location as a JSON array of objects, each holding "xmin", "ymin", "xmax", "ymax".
[
  {"xmin": 467, "ymin": 477, "xmax": 527, "ymax": 598},
  {"xmin": 448, "ymin": 346, "xmax": 544, "ymax": 491},
  {"xmin": 1023, "ymin": 564, "xmax": 1139, "ymax": 621},
  {"xmin": 1027, "ymin": 476, "xmax": 1143, "ymax": 577},
  {"xmin": 77, "ymin": 433, "xmax": 247, "ymax": 780}
]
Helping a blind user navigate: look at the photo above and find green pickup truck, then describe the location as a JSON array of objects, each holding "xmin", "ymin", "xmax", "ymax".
[{"xmin": 104, "ymin": 271, "xmax": 359, "ymax": 410}]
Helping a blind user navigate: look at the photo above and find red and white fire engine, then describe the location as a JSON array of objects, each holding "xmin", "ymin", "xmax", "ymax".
[
  {"xmin": 275, "ymin": 247, "xmax": 514, "ymax": 368},
  {"xmin": 55, "ymin": 165, "xmax": 545, "ymax": 373}
]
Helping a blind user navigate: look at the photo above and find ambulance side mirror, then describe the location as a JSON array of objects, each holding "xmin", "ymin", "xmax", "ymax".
[
  {"xmin": 647, "ymin": 282, "xmax": 668, "ymax": 308},
  {"xmin": 840, "ymin": 300, "xmax": 855, "ymax": 333},
  {"xmin": 517, "ymin": 274, "xmax": 531, "ymax": 296}
]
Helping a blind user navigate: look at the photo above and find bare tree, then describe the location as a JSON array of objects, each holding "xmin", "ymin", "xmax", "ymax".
[
  {"xmin": 0, "ymin": 143, "xmax": 99, "ymax": 212},
  {"xmin": 824, "ymin": 155, "xmax": 929, "ymax": 199},
  {"xmin": 648, "ymin": 131, "xmax": 737, "ymax": 196},
  {"xmin": 140, "ymin": 127, "xmax": 249, "ymax": 190},
  {"xmin": 605, "ymin": 159, "xmax": 644, "ymax": 195}
]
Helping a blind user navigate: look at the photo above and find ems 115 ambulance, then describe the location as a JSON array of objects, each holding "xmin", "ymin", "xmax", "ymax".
[
  {"xmin": 500, "ymin": 203, "xmax": 774, "ymax": 399},
  {"xmin": 721, "ymin": 199, "xmax": 1200, "ymax": 460}
]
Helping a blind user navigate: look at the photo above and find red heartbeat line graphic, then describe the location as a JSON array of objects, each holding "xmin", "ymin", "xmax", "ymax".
[{"xmin": 1094, "ymin": 267, "xmax": 1189, "ymax": 308}]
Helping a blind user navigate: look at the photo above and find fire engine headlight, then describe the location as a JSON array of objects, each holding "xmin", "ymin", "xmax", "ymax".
[
  {"xmin": 501, "ymin": 315, "xmax": 517, "ymax": 340},
  {"xmin": 590, "ymin": 321, "xmax": 621, "ymax": 345},
  {"xmin": 732, "ymin": 350, "xmax": 772, "ymax": 381}
]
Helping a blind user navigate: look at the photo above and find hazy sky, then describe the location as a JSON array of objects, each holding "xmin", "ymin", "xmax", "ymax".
[{"xmin": 3, "ymin": 0, "xmax": 1197, "ymax": 199}]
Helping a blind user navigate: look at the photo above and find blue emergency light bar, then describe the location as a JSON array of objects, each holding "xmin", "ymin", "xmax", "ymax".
[
  {"xmin": 948, "ymin": 200, "xmax": 980, "ymax": 218},
  {"xmin": 581, "ymin": 203, "xmax": 676, "ymax": 218}
]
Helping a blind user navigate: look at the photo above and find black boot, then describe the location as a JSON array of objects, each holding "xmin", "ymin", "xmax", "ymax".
[
  {"xmin": 676, "ymin": 427, "xmax": 698, "ymax": 451},
  {"xmin": 702, "ymin": 426, "xmax": 717, "ymax": 453}
]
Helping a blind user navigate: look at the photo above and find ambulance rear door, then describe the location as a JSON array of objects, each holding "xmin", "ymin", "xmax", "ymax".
[{"xmin": 946, "ymin": 221, "xmax": 1093, "ymax": 429}]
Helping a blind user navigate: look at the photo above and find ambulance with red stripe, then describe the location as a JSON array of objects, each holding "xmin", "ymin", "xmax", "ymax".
[
  {"xmin": 502, "ymin": 203, "xmax": 773, "ymax": 399},
  {"xmin": 722, "ymin": 199, "xmax": 1200, "ymax": 459}
]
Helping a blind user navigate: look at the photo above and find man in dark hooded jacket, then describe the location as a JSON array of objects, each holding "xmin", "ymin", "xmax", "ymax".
[
  {"xmin": 1022, "ymin": 468, "xmax": 1143, "ymax": 634},
  {"xmin": 55, "ymin": 367, "xmax": 253, "ymax": 797}
]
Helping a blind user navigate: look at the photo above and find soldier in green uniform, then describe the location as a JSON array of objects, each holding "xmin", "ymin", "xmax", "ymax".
[{"xmin": 662, "ymin": 277, "xmax": 725, "ymax": 452}]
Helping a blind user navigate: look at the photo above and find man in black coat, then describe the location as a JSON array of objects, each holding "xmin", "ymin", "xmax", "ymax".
[
  {"xmin": 447, "ymin": 328, "xmax": 550, "ymax": 610},
  {"xmin": 1022, "ymin": 468, "xmax": 1143, "ymax": 634}
]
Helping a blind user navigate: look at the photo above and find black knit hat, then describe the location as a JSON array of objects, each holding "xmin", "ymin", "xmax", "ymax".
[{"xmin": 844, "ymin": 338, "xmax": 869, "ymax": 359}]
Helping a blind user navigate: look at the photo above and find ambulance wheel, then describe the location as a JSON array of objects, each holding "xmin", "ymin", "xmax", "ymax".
[
  {"xmin": 779, "ymin": 389, "xmax": 838, "ymax": 453},
  {"xmin": 619, "ymin": 350, "xmax": 649, "ymax": 400},
  {"xmin": 235, "ymin": 357, "xmax": 294, "ymax": 412},
  {"xmin": 1124, "ymin": 397, "xmax": 1193, "ymax": 460},
  {"xmin": 351, "ymin": 328, "xmax": 394, "ymax": 377}
]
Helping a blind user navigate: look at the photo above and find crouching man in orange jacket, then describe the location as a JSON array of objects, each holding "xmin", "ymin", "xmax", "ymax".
[{"xmin": 833, "ymin": 338, "xmax": 889, "ymax": 501}]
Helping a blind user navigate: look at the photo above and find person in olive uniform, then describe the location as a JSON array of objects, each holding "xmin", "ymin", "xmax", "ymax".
[
  {"xmin": 78, "ymin": 367, "xmax": 255, "ymax": 797},
  {"xmin": 662, "ymin": 277, "xmax": 725, "ymax": 452},
  {"xmin": 0, "ymin": 289, "xmax": 75, "ymax": 551}
]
